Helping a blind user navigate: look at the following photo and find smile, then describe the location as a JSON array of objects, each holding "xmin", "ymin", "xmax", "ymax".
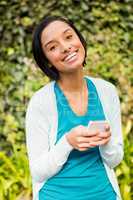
[{"xmin": 63, "ymin": 50, "xmax": 78, "ymax": 63}]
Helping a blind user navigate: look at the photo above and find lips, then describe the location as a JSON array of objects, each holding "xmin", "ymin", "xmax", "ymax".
[{"xmin": 62, "ymin": 49, "xmax": 78, "ymax": 62}]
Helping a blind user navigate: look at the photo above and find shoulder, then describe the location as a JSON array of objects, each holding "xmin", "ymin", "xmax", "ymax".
[
  {"xmin": 26, "ymin": 81, "xmax": 55, "ymax": 111},
  {"xmin": 85, "ymin": 75, "xmax": 118, "ymax": 94},
  {"xmin": 85, "ymin": 76, "xmax": 120, "ymax": 112},
  {"xmin": 85, "ymin": 75, "xmax": 115, "ymax": 88}
]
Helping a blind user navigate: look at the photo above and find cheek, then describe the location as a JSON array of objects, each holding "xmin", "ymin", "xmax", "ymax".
[
  {"xmin": 80, "ymin": 43, "xmax": 85, "ymax": 56},
  {"xmin": 78, "ymin": 43, "xmax": 85, "ymax": 57},
  {"xmin": 74, "ymin": 40, "xmax": 85, "ymax": 54},
  {"xmin": 77, "ymin": 41, "xmax": 83, "ymax": 48},
  {"xmin": 46, "ymin": 51, "xmax": 61, "ymax": 64}
]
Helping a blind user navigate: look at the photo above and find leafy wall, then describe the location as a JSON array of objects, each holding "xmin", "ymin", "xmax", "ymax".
[{"xmin": 0, "ymin": 0, "xmax": 133, "ymax": 199}]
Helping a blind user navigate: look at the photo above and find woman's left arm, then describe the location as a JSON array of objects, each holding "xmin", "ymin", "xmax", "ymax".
[{"xmin": 99, "ymin": 84, "xmax": 124, "ymax": 169}]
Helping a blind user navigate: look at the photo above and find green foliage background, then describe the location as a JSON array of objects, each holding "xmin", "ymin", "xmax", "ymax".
[{"xmin": 0, "ymin": 0, "xmax": 133, "ymax": 199}]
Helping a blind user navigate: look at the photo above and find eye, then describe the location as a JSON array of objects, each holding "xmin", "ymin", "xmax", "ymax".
[
  {"xmin": 49, "ymin": 46, "xmax": 56, "ymax": 51},
  {"xmin": 66, "ymin": 34, "xmax": 72, "ymax": 39}
]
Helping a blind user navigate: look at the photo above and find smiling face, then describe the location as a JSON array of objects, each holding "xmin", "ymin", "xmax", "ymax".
[{"xmin": 41, "ymin": 20, "xmax": 86, "ymax": 74}]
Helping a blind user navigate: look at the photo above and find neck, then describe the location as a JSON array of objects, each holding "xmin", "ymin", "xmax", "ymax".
[{"xmin": 57, "ymin": 69, "xmax": 86, "ymax": 93}]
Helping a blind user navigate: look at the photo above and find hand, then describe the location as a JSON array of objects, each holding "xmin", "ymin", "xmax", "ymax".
[
  {"xmin": 88, "ymin": 125, "xmax": 111, "ymax": 147},
  {"xmin": 66, "ymin": 125, "xmax": 105, "ymax": 151}
]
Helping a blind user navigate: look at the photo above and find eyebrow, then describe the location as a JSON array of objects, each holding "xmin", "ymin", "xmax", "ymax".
[{"xmin": 44, "ymin": 28, "xmax": 72, "ymax": 48}]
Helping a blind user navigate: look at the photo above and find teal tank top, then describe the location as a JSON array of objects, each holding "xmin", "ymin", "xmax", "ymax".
[{"xmin": 39, "ymin": 77, "xmax": 116, "ymax": 200}]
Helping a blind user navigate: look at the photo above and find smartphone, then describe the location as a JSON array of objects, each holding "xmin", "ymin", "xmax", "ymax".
[{"xmin": 88, "ymin": 120, "xmax": 109, "ymax": 132}]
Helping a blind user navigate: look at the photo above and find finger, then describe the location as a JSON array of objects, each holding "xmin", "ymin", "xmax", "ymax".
[
  {"xmin": 81, "ymin": 130, "xmax": 91, "ymax": 137},
  {"xmin": 78, "ymin": 147, "xmax": 89, "ymax": 151},
  {"xmin": 78, "ymin": 143, "xmax": 91, "ymax": 148},
  {"xmin": 80, "ymin": 127, "xmax": 99, "ymax": 137},
  {"xmin": 100, "ymin": 138, "xmax": 110, "ymax": 145},
  {"xmin": 78, "ymin": 141, "xmax": 101, "ymax": 148},
  {"xmin": 77, "ymin": 127, "xmax": 88, "ymax": 136},
  {"xmin": 89, "ymin": 136, "xmax": 103, "ymax": 142},
  {"xmin": 87, "ymin": 130, "xmax": 100, "ymax": 137},
  {"xmin": 83, "ymin": 135, "xmax": 103, "ymax": 143},
  {"xmin": 80, "ymin": 130, "xmax": 98, "ymax": 137},
  {"xmin": 105, "ymin": 124, "xmax": 110, "ymax": 131},
  {"xmin": 90, "ymin": 137, "xmax": 110, "ymax": 146},
  {"xmin": 99, "ymin": 131, "xmax": 111, "ymax": 139},
  {"xmin": 78, "ymin": 136, "xmax": 103, "ymax": 143}
]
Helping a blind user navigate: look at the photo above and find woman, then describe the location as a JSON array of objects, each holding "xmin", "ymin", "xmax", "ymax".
[{"xmin": 25, "ymin": 16, "xmax": 124, "ymax": 200}]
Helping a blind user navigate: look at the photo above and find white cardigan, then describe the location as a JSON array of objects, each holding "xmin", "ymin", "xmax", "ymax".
[{"xmin": 25, "ymin": 76, "xmax": 124, "ymax": 200}]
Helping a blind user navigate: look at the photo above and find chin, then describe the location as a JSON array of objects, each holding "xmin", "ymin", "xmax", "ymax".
[{"xmin": 66, "ymin": 63, "xmax": 83, "ymax": 73}]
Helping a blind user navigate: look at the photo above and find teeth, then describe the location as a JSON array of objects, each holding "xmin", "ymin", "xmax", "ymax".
[{"xmin": 64, "ymin": 52, "xmax": 77, "ymax": 61}]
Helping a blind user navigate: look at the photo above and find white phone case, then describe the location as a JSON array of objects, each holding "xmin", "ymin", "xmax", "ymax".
[{"xmin": 88, "ymin": 120, "xmax": 108, "ymax": 132}]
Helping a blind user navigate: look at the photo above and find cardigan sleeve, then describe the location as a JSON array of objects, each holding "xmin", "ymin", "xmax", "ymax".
[
  {"xmin": 99, "ymin": 82, "xmax": 124, "ymax": 169},
  {"xmin": 25, "ymin": 94, "xmax": 73, "ymax": 183}
]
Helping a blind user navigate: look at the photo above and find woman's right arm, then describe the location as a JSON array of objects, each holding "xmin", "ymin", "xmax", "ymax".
[{"xmin": 25, "ymin": 95, "xmax": 74, "ymax": 183}]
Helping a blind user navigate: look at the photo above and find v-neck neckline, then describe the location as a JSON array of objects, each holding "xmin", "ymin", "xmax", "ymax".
[{"xmin": 55, "ymin": 77, "xmax": 89, "ymax": 117}]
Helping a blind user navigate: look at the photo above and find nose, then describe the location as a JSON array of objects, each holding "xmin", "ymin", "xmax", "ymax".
[{"xmin": 60, "ymin": 42, "xmax": 72, "ymax": 53}]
